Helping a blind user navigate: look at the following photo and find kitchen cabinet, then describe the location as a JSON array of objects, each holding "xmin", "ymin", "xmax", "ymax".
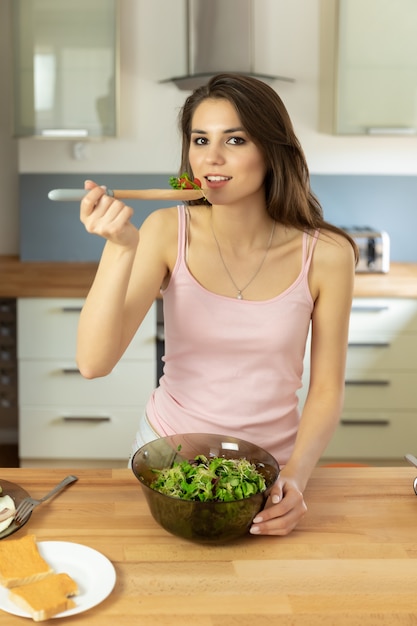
[
  {"xmin": 17, "ymin": 298, "xmax": 156, "ymax": 467},
  {"xmin": 300, "ymin": 298, "xmax": 417, "ymax": 462},
  {"xmin": 12, "ymin": 0, "xmax": 118, "ymax": 138},
  {"xmin": 0, "ymin": 299, "xmax": 18, "ymax": 441},
  {"xmin": 320, "ymin": 0, "xmax": 417, "ymax": 135}
]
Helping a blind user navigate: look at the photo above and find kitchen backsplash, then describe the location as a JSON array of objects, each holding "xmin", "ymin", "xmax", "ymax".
[
  {"xmin": 311, "ymin": 174, "xmax": 417, "ymax": 263},
  {"xmin": 20, "ymin": 173, "xmax": 417, "ymax": 262}
]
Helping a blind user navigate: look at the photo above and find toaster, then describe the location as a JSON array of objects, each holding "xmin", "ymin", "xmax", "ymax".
[{"xmin": 342, "ymin": 227, "xmax": 390, "ymax": 273}]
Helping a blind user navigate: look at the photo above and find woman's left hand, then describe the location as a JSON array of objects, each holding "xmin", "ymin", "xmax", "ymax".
[{"xmin": 249, "ymin": 475, "xmax": 307, "ymax": 536}]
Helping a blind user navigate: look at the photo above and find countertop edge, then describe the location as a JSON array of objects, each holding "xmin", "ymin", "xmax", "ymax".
[{"xmin": 1, "ymin": 256, "xmax": 417, "ymax": 299}]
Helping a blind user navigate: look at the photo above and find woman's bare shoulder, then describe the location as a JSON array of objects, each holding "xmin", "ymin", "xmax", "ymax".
[
  {"xmin": 315, "ymin": 228, "xmax": 356, "ymax": 267},
  {"xmin": 140, "ymin": 206, "xmax": 178, "ymax": 230},
  {"xmin": 308, "ymin": 228, "xmax": 355, "ymax": 300}
]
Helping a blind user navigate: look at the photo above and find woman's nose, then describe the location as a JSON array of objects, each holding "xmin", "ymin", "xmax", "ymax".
[{"xmin": 205, "ymin": 143, "xmax": 225, "ymax": 165}]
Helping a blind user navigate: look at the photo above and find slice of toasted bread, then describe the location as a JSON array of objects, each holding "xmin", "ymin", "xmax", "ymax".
[
  {"xmin": 8, "ymin": 572, "xmax": 79, "ymax": 622},
  {"xmin": 0, "ymin": 534, "xmax": 53, "ymax": 588}
]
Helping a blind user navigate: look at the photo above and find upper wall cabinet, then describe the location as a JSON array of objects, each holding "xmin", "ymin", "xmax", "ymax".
[
  {"xmin": 12, "ymin": 0, "xmax": 118, "ymax": 138},
  {"xmin": 320, "ymin": 0, "xmax": 417, "ymax": 135}
]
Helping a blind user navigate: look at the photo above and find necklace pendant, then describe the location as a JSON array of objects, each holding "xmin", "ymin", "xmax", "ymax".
[{"xmin": 210, "ymin": 215, "xmax": 276, "ymax": 303}]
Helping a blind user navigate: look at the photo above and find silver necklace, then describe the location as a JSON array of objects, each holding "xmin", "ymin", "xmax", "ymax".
[{"xmin": 210, "ymin": 216, "xmax": 276, "ymax": 299}]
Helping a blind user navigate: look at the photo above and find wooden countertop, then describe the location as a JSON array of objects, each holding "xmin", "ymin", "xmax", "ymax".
[
  {"xmin": 0, "ymin": 466, "xmax": 416, "ymax": 625},
  {"xmin": 0, "ymin": 256, "xmax": 98, "ymax": 298},
  {"xmin": 1, "ymin": 256, "xmax": 417, "ymax": 298},
  {"xmin": 353, "ymin": 262, "xmax": 417, "ymax": 298}
]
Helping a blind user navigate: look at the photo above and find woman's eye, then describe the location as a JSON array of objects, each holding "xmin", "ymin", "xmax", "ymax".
[
  {"xmin": 227, "ymin": 136, "xmax": 245, "ymax": 145},
  {"xmin": 194, "ymin": 137, "xmax": 208, "ymax": 145}
]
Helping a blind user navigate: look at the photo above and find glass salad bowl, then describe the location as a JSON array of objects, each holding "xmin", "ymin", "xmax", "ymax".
[{"xmin": 131, "ymin": 433, "xmax": 280, "ymax": 544}]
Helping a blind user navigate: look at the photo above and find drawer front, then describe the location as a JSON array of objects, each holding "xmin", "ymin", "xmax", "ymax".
[
  {"xmin": 346, "ymin": 334, "xmax": 417, "ymax": 371},
  {"xmin": 298, "ymin": 371, "xmax": 417, "ymax": 409},
  {"xmin": 19, "ymin": 407, "xmax": 141, "ymax": 459},
  {"xmin": 17, "ymin": 298, "xmax": 156, "ymax": 360},
  {"xmin": 323, "ymin": 411, "xmax": 417, "ymax": 459},
  {"xmin": 349, "ymin": 298, "xmax": 417, "ymax": 335},
  {"xmin": 19, "ymin": 360, "xmax": 155, "ymax": 406},
  {"xmin": 343, "ymin": 371, "xmax": 417, "ymax": 409}
]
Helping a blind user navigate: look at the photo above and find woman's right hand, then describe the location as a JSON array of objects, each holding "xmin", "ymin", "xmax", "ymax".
[{"xmin": 80, "ymin": 180, "xmax": 139, "ymax": 249}]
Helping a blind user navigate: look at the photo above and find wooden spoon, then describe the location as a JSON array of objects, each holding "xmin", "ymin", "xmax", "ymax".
[{"xmin": 48, "ymin": 188, "xmax": 206, "ymax": 202}]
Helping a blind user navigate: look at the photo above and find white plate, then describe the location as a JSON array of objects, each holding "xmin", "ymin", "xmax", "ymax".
[{"xmin": 0, "ymin": 541, "xmax": 116, "ymax": 619}]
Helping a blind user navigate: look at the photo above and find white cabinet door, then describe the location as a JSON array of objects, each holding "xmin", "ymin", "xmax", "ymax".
[
  {"xmin": 19, "ymin": 407, "xmax": 142, "ymax": 460},
  {"xmin": 322, "ymin": 0, "xmax": 417, "ymax": 135},
  {"xmin": 300, "ymin": 297, "xmax": 417, "ymax": 460},
  {"xmin": 19, "ymin": 360, "xmax": 154, "ymax": 406},
  {"xmin": 349, "ymin": 299, "xmax": 417, "ymax": 334},
  {"xmin": 325, "ymin": 411, "xmax": 417, "ymax": 459},
  {"xmin": 12, "ymin": 0, "xmax": 118, "ymax": 138},
  {"xmin": 343, "ymin": 372, "xmax": 417, "ymax": 410},
  {"xmin": 18, "ymin": 298, "xmax": 156, "ymax": 464},
  {"xmin": 345, "ymin": 336, "xmax": 417, "ymax": 371},
  {"xmin": 17, "ymin": 298, "xmax": 156, "ymax": 360}
]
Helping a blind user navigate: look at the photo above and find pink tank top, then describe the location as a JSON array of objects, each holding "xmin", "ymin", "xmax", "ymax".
[{"xmin": 146, "ymin": 205, "xmax": 318, "ymax": 465}]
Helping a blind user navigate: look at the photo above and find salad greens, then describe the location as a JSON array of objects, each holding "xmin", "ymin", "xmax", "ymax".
[
  {"xmin": 169, "ymin": 172, "xmax": 202, "ymax": 191},
  {"xmin": 150, "ymin": 455, "xmax": 266, "ymax": 502}
]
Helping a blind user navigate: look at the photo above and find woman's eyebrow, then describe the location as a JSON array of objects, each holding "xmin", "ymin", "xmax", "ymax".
[{"xmin": 191, "ymin": 127, "xmax": 245, "ymax": 134}]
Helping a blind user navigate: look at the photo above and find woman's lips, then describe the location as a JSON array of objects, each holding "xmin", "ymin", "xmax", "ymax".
[{"xmin": 205, "ymin": 176, "xmax": 232, "ymax": 189}]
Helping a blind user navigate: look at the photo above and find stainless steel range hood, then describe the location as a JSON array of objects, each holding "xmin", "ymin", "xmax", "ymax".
[{"xmin": 161, "ymin": 0, "xmax": 294, "ymax": 90}]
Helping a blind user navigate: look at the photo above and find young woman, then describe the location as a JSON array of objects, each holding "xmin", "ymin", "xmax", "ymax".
[{"xmin": 77, "ymin": 73, "xmax": 357, "ymax": 535}]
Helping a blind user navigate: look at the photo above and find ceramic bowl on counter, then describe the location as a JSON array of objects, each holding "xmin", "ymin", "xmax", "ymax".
[{"xmin": 131, "ymin": 433, "xmax": 279, "ymax": 544}]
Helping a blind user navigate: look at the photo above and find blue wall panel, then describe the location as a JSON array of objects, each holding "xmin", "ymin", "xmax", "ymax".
[{"xmin": 19, "ymin": 173, "xmax": 417, "ymax": 262}]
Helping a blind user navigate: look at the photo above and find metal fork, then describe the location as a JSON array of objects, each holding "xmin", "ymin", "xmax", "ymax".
[{"xmin": 14, "ymin": 475, "xmax": 78, "ymax": 525}]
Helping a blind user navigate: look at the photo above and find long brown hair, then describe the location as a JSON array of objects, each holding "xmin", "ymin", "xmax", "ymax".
[{"xmin": 178, "ymin": 72, "xmax": 357, "ymax": 259}]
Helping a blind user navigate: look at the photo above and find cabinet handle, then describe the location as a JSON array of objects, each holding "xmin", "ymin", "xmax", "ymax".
[
  {"xmin": 61, "ymin": 307, "xmax": 83, "ymax": 313},
  {"xmin": 62, "ymin": 416, "xmax": 111, "ymax": 423},
  {"xmin": 340, "ymin": 419, "xmax": 390, "ymax": 427},
  {"xmin": 351, "ymin": 306, "xmax": 389, "ymax": 313},
  {"xmin": 367, "ymin": 127, "xmax": 417, "ymax": 136},
  {"xmin": 61, "ymin": 368, "xmax": 81, "ymax": 375},
  {"xmin": 345, "ymin": 379, "xmax": 390, "ymax": 386},
  {"xmin": 348, "ymin": 342, "xmax": 390, "ymax": 348}
]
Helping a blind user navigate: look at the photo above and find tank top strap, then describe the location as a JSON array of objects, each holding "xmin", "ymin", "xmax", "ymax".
[
  {"xmin": 302, "ymin": 229, "xmax": 320, "ymax": 273},
  {"xmin": 177, "ymin": 204, "xmax": 188, "ymax": 263}
]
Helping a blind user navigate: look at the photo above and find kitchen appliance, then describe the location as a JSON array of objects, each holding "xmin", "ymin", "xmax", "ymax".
[
  {"xmin": 341, "ymin": 227, "xmax": 390, "ymax": 273},
  {"xmin": 162, "ymin": 0, "xmax": 294, "ymax": 90},
  {"xmin": 156, "ymin": 299, "xmax": 165, "ymax": 384}
]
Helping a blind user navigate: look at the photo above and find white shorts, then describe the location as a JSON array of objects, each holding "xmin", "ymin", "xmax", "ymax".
[{"xmin": 128, "ymin": 412, "xmax": 160, "ymax": 468}]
